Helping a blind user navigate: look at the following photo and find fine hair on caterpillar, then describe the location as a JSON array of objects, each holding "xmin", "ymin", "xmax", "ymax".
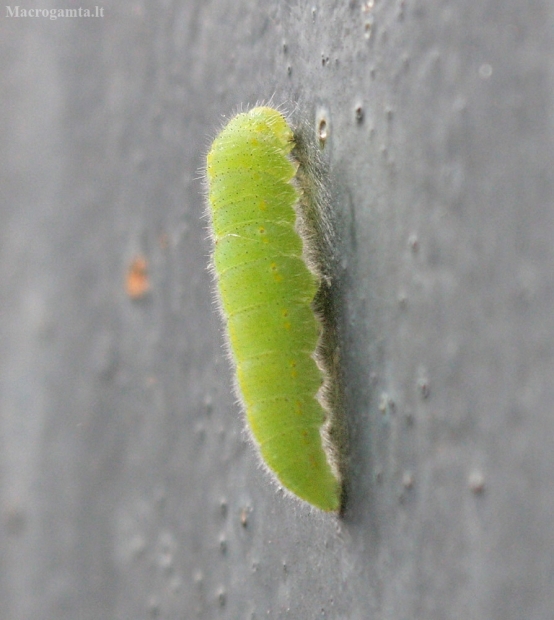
[{"xmin": 205, "ymin": 104, "xmax": 347, "ymax": 512}]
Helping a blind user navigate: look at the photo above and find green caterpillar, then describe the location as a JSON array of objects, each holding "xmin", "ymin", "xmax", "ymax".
[{"xmin": 206, "ymin": 106, "xmax": 340, "ymax": 512}]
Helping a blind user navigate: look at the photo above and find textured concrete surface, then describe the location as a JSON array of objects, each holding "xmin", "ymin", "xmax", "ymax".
[{"xmin": 1, "ymin": 1, "xmax": 553, "ymax": 618}]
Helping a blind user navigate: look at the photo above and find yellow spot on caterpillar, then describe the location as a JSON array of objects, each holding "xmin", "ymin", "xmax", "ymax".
[
  {"xmin": 270, "ymin": 262, "xmax": 283, "ymax": 282},
  {"xmin": 289, "ymin": 359, "xmax": 298, "ymax": 379}
]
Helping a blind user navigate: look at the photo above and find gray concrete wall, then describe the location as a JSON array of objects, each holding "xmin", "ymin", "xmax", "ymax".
[{"xmin": 1, "ymin": 1, "xmax": 553, "ymax": 618}]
